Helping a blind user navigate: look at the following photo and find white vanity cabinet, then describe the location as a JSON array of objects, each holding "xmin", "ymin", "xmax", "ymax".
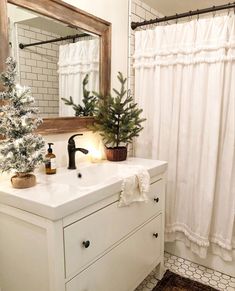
[
  {"xmin": 66, "ymin": 214, "xmax": 162, "ymax": 291},
  {"xmin": 0, "ymin": 159, "xmax": 167, "ymax": 291}
]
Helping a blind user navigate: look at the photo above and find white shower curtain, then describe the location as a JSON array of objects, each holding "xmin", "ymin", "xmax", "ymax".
[
  {"xmin": 134, "ymin": 15, "xmax": 235, "ymax": 261},
  {"xmin": 58, "ymin": 38, "xmax": 99, "ymax": 116}
]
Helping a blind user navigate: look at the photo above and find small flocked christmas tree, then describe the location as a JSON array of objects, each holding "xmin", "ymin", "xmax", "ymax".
[
  {"xmin": 61, "ymin": 74, "xmax": 96, "ymax": 116},
  {"xmin": 92, "ymin": 72, "xmax": 146, "ymax": 156},
  {"xmin": 0, "ymin": 57, "xmax": 45, "ymax": 182}
]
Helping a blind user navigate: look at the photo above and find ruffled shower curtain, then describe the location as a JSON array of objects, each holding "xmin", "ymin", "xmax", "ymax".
[
  {"xmin": 134, "ymin": 15, "xmax": 235, "ymax": 261},
  {"xmin": 58, "ymin": 38, "xmax": 99, "ymax": 116}
]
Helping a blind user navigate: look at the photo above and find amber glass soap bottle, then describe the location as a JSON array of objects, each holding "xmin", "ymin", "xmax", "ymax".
[{"xmin": 45, "ymin": 143, "xmax": 56, "ymax": 174}]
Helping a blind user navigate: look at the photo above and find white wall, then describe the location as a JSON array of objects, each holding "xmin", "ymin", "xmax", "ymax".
[
  {"xmin": 62, "ymin": 0, "xmax": 129, "ymax": 89},
  {"xmin": 8, "ymin": 4, "xmax": 37, "ymax": 23}
]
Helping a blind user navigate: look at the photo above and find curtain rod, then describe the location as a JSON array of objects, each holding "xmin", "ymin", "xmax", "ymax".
[
  {"xmin": 131, "ymin": 2, "xmax": 235, "ymax": 30},
  {"xmin": 19, "ymin": 33, "xmax": 89, "ymax": 49}
]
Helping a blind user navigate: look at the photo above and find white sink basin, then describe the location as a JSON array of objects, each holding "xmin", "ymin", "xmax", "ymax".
[
  {"xmin": 0, "ymin": 158, "xmax": 168, "ymax": 220},
  {"xmin": 47, "ymin": 163, "xmax": 131, "ymax": 188}
]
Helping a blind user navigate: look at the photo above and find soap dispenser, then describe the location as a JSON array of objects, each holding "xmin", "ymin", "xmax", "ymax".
[{"xmin": 45, "ymin": 143, "xmax": 56, "ymax": 175}]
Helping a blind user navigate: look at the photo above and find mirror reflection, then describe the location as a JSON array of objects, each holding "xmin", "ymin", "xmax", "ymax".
[{"xmin": 8, "ymin": 3, "xmax": 100, "ymax": 118}]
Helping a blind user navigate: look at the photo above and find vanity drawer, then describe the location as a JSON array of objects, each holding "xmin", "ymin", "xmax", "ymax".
[
  {"xmin": 66, "ymin": 214, "xmax": 162, "ymax": 291},
  {"xmin": 64, "ymin": 179, "xmax": 163, "ymax": 279}
]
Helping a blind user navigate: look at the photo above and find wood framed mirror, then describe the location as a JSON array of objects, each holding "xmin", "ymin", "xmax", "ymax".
[{"xmin": 0, "ymin": 0, "xmax": 111, "ymax": 134}]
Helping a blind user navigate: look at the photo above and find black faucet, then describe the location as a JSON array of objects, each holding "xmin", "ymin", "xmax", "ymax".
[{"xmin": 67, "ymin": 134, "xmax": 89, "ymax": 169}]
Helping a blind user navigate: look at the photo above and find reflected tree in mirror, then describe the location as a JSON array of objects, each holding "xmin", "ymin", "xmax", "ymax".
[{"xmin": 61, "ymin": 74, "xmax": 97, "ymax": 116}]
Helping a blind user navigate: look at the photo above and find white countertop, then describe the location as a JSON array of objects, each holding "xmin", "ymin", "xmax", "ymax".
[{"xmin": 0, "ymin": 158, "xmax": 167, "ymax": 220}]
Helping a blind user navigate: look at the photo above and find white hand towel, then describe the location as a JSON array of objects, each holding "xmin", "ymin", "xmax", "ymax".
[{"xmin": 118, "ymin": 167, "xmax": 150, "ymax": 207}]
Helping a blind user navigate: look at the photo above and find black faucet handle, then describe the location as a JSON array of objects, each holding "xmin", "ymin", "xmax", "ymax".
[{"xmin": 68, "ymin": 133, "xmax": 83, "ymax": 144}]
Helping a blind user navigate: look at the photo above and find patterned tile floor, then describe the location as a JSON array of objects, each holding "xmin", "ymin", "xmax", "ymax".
[{"xmin": 136, "ymin": 252, "xmax": 235, "ymax": 291}]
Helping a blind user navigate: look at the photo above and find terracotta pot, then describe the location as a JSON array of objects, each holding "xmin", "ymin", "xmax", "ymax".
[
  {"xmin": 11, "ymin": 172, "xmax": 36, "ymax": 189},
  {"xmin": 105, "ymin": 146, "xmax": 127, "ymax": 161}
]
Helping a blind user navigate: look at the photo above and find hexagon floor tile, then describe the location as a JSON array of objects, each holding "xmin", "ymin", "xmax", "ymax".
[{"xmin": 135, "ymin": 252, "xmax": 235, "ymax": 291}]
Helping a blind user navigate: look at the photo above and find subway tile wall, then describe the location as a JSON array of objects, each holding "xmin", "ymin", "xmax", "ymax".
[
  {"xmin": 16, "ymin": 24, "xmax": 70, "ymax": 117},
  {"xmin": 128, "ymin": 0, "xmax": 163, "ymax": 96},
  {"xmin": 128, "ymin": 0, "xmax": 162, "ymax": 156}
]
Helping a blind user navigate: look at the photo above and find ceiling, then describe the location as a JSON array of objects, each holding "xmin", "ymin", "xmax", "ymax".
[
  {"xmin": 143, "ymin": 0, "xmax": 232, "ymax": 16},
  {"xmin": 8, "ymin": 4, "xmax": 79, "ymax": 37}
]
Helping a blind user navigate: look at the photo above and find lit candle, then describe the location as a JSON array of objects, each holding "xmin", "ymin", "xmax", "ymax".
[{"xmin": 91, "ymin": 148, "xmax": 102, "ymax": 163}]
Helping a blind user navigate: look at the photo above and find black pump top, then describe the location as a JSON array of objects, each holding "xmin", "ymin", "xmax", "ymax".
[{"xmin": 47, "ymin": 143, "xmax": 54, "ymax": 153}]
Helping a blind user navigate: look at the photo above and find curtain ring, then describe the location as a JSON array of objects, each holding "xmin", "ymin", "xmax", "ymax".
[
  {"xmin": 150, "ymin": 19, "xmax": 156, "ymax": 29},
  {"xmin": 197, "ymin": 10, "xmax": 200, "ymax": 21},
  {"xmin": 188, "ymin": 11, "xmax": 192, "ymax": 21},
  {"xmin": 227, "ymin": 2, "xmax": 231, "ymax": 15},
  {"xmin": 142, "ymin": 20, "xmax": 147, "ymax": 30},
  {"xmin": 212, "ymin": 6, "xmax": 216, "ymax": 17},
  {"xmin": 175, "ymin": 13, "xmax": 178, "ymax": 24}
]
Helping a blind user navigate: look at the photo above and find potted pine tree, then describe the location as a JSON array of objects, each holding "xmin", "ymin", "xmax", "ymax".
[
  {"xmin": 92, "ymin": 72, "xmax": 146, "ymax": 161},
  {"xmin": 0, "ymin": 57, "xmax": 45, "ymax": 188}
]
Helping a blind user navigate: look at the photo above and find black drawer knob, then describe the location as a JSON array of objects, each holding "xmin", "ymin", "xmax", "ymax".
[
  {"xmin": 154, "ymin": 197, "xmax": 159, "ymax": 203},
  {"xmin": 153, "ymin": 233, "xmax": 158, "ymax": 238},
  {"xmin": 82, "ymin": 240, "xmax": 90, "ymax": 248}
]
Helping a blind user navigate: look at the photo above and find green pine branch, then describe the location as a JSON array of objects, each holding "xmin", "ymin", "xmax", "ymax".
[
  {"xmin": 91, "ymin": 72, "xmax": 146, "ymax": 148},
  {"xmin": 61, "ymin": 74, "xmax": 96, "ymax": 117}
]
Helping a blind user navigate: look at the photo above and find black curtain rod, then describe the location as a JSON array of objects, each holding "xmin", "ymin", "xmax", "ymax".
[
  {"xmin": 19, "ymin": 33, "xmax": 89, "ymax": 49},
  {"xmin": 131, "ymin": 2, "xmax": 235, "ymax": 30}
]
